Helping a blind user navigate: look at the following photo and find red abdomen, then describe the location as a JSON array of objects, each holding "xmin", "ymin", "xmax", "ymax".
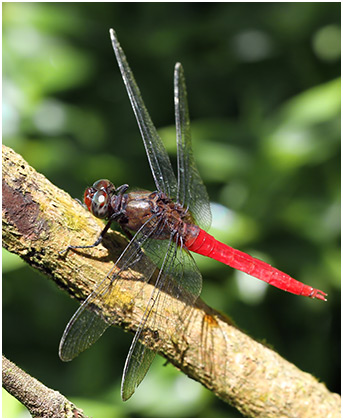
[{"xmin": 185, "ymin": 228, "xmax": 327, "ymax": 301}]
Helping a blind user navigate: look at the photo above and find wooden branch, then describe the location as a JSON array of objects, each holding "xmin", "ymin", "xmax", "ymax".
[
  {"xmin": 2, "ymin": 355, "xmax": 86, "ymax": 418},
  {"xmin": 2, "ymin": 145, "xmax": 340, "ymax": 418}
]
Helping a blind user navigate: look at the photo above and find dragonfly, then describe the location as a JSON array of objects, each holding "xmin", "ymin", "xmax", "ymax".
[{"xmin": 59, "ymin": 29, "xmax": 327, "ymax": 401}]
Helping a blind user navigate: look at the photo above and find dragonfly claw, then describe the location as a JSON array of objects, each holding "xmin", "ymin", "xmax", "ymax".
[{"xmin": 59, "ymin": 246, "xmax": 71, "ymax": 256}]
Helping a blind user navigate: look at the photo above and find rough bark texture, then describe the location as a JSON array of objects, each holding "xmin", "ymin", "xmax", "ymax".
[
  {"xmin": 2, "ymin": 145, "xmax": 341, "ymax": 418},
  {"xmin": 2, "ymin": 355, "xmax": 86, "ymax": 418}
]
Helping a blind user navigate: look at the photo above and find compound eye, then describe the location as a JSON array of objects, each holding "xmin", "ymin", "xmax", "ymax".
[
  {"xmin": 93, "ymin": 179, "xmax": 114, "ymax": 191},
  {"xmin": 91, "ymin": 190, "xmax": 109, "ymax": 219},
  {"xmin": 84, "ymin": 187, "xmax": 94, "ymax": 211}
]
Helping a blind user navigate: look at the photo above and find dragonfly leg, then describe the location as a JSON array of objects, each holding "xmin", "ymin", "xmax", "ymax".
[
  {"xmin": 59, "ymin": 218, "xmax": 114, "ymax": 255},
  {"xmin": 116, "ymin": 184, "xmax": 129, "ymax": 195}
]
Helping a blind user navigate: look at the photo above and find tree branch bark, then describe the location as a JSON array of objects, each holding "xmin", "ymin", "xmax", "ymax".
[
  {"xmin": 2, "ymin": 145, "xmax": 340, "ymax": 418},
  {"xmin": 2, "ymin": 355, "xmax": 86, "ymax": 418}
]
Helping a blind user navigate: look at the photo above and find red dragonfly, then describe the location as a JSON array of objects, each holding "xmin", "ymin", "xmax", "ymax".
[{"xmin": 59, "ymin": 29, "xmax": 327, "ymax": 401}]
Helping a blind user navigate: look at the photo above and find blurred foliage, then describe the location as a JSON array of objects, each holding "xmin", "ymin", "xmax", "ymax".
[{"xmin": 3, "ymin": 3, "xmax": 340, "ymax": 418}]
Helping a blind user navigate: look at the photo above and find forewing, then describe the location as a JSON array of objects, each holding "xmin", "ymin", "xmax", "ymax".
[
  {"xmin": 59, "ymin": 216, "xmax": 162, "ymax": 362},
  {"xmin": 59, "ymin": 287, "xmax": 111, "ymax": 362},
  {"xmin": 110, "ymin": 29, "xmax": 177, "ymax": 199},
  {"xmin": 121, "ymin": 234, "xmax": 202, "ymax": 400},
  {"xmin": 174, "ymin": 63, "xmax": 212, "ymax": 231}
]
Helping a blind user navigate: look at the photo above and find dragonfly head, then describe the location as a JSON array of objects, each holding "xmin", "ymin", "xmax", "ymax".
[{"xmin": 84, "ymin": 179, "xmax": 116, "ymax": 219}]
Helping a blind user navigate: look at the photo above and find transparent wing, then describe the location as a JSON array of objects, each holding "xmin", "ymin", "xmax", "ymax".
[
  {"xmin": 174, "ymin": 63, "xmax": 212, "ymax": 231},
  {"xmin": 121, "ymin": 341, "xmax": 156, "ymax": 401},
  {"xmin": 59, "ymin": 215, "xmax": 202, "ymax": 400},
  {"xmin": 110, "ymin": 29, "xmax": 177, "ymax": 199},
  {"xmin": 59, "ymin": 292, "xmax": 111, "ymax": 362},
  {"xmin": 59, "ymin": 215, "xmax": 162, "ymax": 362},
  {"xmin": 121, "ymin": 234, "xmax": 202, "ymax": 400}
]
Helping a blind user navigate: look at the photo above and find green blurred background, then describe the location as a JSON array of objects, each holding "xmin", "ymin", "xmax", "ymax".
[{"xmin": 3, "ymin": 2, "xmax": 340, "ymax": 418}]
